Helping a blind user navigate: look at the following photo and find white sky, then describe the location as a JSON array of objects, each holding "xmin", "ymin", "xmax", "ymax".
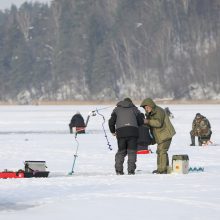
[{"xmin": 0, "ymin": 0, "xmax": 52, "ymax": 10}]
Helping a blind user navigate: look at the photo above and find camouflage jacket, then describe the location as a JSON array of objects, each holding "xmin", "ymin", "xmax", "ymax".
[{"xmin": 191, "ymin": 116, "xmax": 211, "ymax": 137}]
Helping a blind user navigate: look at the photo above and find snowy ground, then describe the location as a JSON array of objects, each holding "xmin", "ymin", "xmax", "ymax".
[{"xmin": 0, "ymin": 104, "xmax": 220, "ymax": 220}]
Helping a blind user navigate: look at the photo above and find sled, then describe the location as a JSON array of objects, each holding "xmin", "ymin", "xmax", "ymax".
[
  {"xmin": 0, "ymin": 161, "xmax": 50, "ymax": 179},
  {"xmin": 0, "ymin": 171, "xmax": 24, "ymax": 179},
  {"xmin": 137, "ymin": 149, "xmax": 152, "ymax": 154},
  {"xmin": 0, "ymin": 170, "xmax": 50, "ymax": 179}
]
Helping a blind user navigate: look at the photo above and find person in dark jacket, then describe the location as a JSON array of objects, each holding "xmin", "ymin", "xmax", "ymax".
[
  {"xmin": 69, "ymin": 112, "xmax": 86, "ymax": 134},
  {"xmin": 140, "ymin": 98, "xmax": 176, "ymax": 174},
  {"xmin": 137, "ymin": 113, "xmax": 153, "ymax": 154},
  {"xmin": 109, "ymin": 98, "xmax": 144, "ymax": 175}
]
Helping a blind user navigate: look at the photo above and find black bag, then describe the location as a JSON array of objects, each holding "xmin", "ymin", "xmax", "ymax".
[{"xmin": 137, "ymin": 125, "xmax": 153, "ymax": 150}]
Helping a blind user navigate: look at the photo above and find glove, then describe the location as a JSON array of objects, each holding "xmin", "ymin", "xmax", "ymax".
[{"xmin": 144, "ymin": 119, "xmax": 149, "ymax": 124}]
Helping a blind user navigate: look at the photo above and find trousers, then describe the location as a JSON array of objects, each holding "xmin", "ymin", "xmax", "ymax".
[
  {"xmin": 115, "ymin": 137, "xmax": 137, "ymax": 173},
  {"xmin": 156, "ymin": 139, "xmax": 171, "ymax": 173}
]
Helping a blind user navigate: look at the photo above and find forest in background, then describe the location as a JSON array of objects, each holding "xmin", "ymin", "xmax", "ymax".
[{"xmin": 0, "ymin": 0, "xmax": 220, "ymax": 104}]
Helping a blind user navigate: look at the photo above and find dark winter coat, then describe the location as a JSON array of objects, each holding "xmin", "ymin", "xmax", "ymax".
[
  {"xmin": 109, "ymin": 100, "xmax": 143, "ymax": 138},
  {"xmin": 137, "ymin": 125, "xmax": 153, "ymax": 147},
  {"xmin": 69, "ymin": 113, "xmax": 86, "ymax": 127},
  {"xmin": 140, "ymin": 98, "xmax": 176, "ymax": 144}
]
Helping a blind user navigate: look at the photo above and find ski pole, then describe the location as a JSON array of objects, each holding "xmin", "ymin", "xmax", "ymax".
[{"xmin": 68, "ymin": 132, "xmax": 79, "ymax": 175}]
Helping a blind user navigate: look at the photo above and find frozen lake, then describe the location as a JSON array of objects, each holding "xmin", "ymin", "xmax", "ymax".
[{"xmin": 0, "ymin": 104, "xmax": 220, "ymax": 220}]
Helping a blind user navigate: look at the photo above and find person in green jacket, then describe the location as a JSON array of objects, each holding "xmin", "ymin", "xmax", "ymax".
[{"xmin": 140, "ymin": 98, "xmax": 176, "ymax": 174}]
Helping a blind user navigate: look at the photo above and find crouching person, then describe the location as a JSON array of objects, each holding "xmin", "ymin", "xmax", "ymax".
[
  {"xmin": 69, "ymin": 111, "xmax": 86, "ymax": 134},
  {"xmin": 140, "ymin": 98, "xmax": 176, "ymax": 174},
  {"xmin": 190, "ymin": 113, "xmax": 212, "ymax": 146},
  {"xmin": 109, "ymin": 98, "xmax": 143, "ymax": 175}
]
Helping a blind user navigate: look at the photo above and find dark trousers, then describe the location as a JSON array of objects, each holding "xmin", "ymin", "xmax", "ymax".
[
  {"xmin": 115, "ymin": 137, "xmax": 137, "ymax": 173},
  {"xmin": 190, "ymin": 131, "xmax": 212, "ymax": 146}
]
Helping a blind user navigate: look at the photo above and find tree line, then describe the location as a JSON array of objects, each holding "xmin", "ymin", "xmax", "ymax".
[{"xmin": 0, "ymin": 0, "xmax": 219, "ymax": 103}]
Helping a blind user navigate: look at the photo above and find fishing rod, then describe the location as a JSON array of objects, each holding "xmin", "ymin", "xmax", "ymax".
[{"xmin": 85, "ymin": 106, "xmax": 112, "ymax": 127}]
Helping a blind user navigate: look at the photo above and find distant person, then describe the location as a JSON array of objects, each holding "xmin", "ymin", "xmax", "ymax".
[
  {"xmin": 69, "ymin": 112, "xmax": 86, "ymax": 134},
  {"xmin": 164, "ymin": 107, "xmax": 174, "ymax": 118},
  {"xmin": 140, "ymin": 98, "xmax": 176, "ymax": 174},
  {"xmin": 108, "ymin": 98, "xmax": 144, "ymax": 175},
  {"xmin": 137, "ymin": 113, "xmax": 154, "ymax": 154},
  {"xmin": 190, "ymin": 113, "xmax": 212, "ymax": 146}
]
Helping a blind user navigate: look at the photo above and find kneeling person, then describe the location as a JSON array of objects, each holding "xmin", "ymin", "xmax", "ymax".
[
  {"xmin": 69, "ymin": 111, "xmax": 86, "ymax": 134},
  {"xmin": 190, "ymin": 113, "xmax": 212, "ymax": 146}
]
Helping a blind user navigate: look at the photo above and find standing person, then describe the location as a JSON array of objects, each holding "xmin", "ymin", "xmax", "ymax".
[
  {"xmin": 69, "ymin": 111, "xmax": 86, "ymax": 134},
  {"xmin": 109, "ymin": 98, "xmax": 144, "ymax": 175},
  {"xmin": 140, "ymin": 98, "xmax": 176, "ymax": 174},
  {"xmin": 190, "ymin": 113, "xmax": 212, "ymax": 146}
]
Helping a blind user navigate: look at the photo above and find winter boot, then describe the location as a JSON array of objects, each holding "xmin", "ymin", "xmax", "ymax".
[
  {"xmin": 190, "ymin": 134, "xmax": 195, "ymax": 146},
  {"xmin": 116, "ymin": 170, "xmax": 124, "ymax": 175},
  {"xmin": 159, "ymin": 170, "xmax": 167, "ymax": 174},
  {"xmin": 198, "ymin": 137, "xmax": 202, "ymax": 146},
  {"xmin": 152, "ymin": 169, "xmax": 159, "ymax": 174}
]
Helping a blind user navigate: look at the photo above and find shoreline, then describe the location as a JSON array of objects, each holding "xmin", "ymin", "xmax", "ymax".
[{"xmin": 0, "ymin": 99, "xmax": 220, "ymax": 105}]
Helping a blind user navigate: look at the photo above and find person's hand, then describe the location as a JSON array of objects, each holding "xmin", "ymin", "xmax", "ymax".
[{"xmin": 144, "ymin": 119, "xmax": 149, "ymax": 124}]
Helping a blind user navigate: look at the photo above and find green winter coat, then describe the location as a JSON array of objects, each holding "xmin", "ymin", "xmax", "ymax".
[{"xmin": 140, "ymin": 98, "xmax": 176, "ymax": 144}]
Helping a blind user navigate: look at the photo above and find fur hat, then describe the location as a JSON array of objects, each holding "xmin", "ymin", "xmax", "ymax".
[{"xmin": 196, "ymin": 113, "xmax": 202, "ymax": 118}]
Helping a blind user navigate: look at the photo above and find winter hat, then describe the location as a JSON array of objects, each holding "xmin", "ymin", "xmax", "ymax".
[
  {"xmin": 140, "ymin": 98, "xmax": 156, "ymax": 108},
  {"xmin": 196, "ymin": 113, "xmax": 202, "ymax": 118},
  {"xmin": 124, "ymin": 97, "xmax": 132, "ymax": 103}
]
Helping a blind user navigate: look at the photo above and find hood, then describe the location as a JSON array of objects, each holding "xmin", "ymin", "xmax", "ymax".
[
  {"xmin": 117, "ymin": 100, "xmax": 135, "ymax": 108},
  {"xmin": 123, "ymin": 97, "xmax": 132, "ymax": 103},
  {"xmin": 140, "ymin": 98, "xmax": 156, "ymax": 108}
]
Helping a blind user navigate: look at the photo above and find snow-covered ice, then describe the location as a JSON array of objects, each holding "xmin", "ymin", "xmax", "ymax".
[{"xmin": 0, "ymin": 104, "xmax": 220, "ymax": 220}]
